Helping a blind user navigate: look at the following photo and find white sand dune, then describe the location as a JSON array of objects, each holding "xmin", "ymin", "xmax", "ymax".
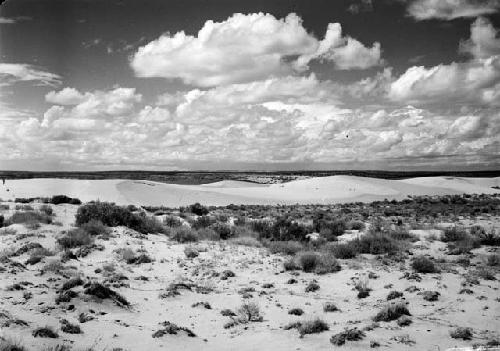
[{"xmin": 0, "ymin": 175, "xmax": 498, "ymax": 207}]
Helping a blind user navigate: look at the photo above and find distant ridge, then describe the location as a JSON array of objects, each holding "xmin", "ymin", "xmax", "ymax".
[{"xmin": 0, "ymin": 170, "xmax": 499, "ymax": 185}]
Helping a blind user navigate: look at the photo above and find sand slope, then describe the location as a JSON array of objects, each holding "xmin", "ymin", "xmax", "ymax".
[{"xmin": 0, "ymin": 176, "xmax": 498, "ymax": 206}]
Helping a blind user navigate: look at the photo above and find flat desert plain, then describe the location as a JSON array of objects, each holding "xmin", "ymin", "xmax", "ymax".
[{"xmin": 0, "ymin": 176, "xmax": 498, "ymax": 351}]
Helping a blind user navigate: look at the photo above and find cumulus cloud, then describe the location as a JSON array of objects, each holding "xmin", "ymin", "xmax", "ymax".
[
  {"xmin": 45, "ymin": 87, "xmax": 142, "ymax": 119},
  {"xmin": 459, "ymin": 17, "xmax": 500, "ymax": 59},
  {"xmin": 0, "ymin": 63, "xmax": 60, "ymax": 86},
  {"xmin": 296, "ymin": 23, "xmax": 383, "ymax": 70},
  {"xmin": 130, "ymin": 13, "xmax": 383, "ymax": 87},
  {"xmin": 407, "ymin": 0, "xmax": 500, "ymax": 20},
  {"xmin": 388, "ymin": 19, "xmax": 500, "ymax": 107}
]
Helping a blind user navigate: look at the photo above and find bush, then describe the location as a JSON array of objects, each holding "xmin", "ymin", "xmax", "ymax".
[
  {"xmin": 297, "ymin": 318, "xmax": 329, "ymax": 337},
  {"xmin": 411, "ymin": 256, "xmax": 439, "ymax": 273},
  {"xmin": 211, "ymin": 222, "xmax": 233, "ymax": 240},
  {"xmin": 373, "ymin": 302, "xmax": 411, "ymax": 322},
  {"xmin": 297, "ymin": 252, "xmax": 321, "ymax": 272},
  {"xmin": 39, "ymin": 204, "xmax": 53, "ymax": 216},
  {"xmin": 0, "ymin": 338, "xmax": 27, "ymax": 351},
  {"xmin": 164, "ymin": 215, "xmax": 182, "ymax": 227},
  {"xmin": 387, "ymin": 291, "xmax": 403, "ymax": 300},
  {"xmin": 288, "ymin": 308, "xmax": 304, "ymax": 316},
  {"xmin": 84, "ymin": 282, "xmax": 129, "ymax": 306},
  {"xmin": 75, "ymin": 202, "xmax": 166, "ymax": 234},
  {"xmin": 195, "ymin": 227, "xmax": 219, "ymax": 240},
  {"xmin": 51, "ymin": 195, "xmax": 81, "ymax": 205},
  {"xmin": 330, "ymin": 328, "xmax": 365, "ymax": 346},
  {"xmin": 450, "ymin": 327, "xmax": 473, "ymax": 340},
  {"xmin": 57, "ymin": 229, "xmax": 93, "ymax": 249},
  {"xmin": 80, "ymin": 219, "xmax": 110, "ymax": 236},
  {"xmin": 442, "ymin": 227, "xmax": 468, "ymax": 242},
  {"xmin": 267, "ymin": 240, "xmax": 303, "ymax": 255},
  {"xmin": 192, "ymin": 215, "xmax": 213, "ymax": 229},
  {"xmin": 189, "ymin": 203, "xmax": 209, "ymax": 216},
  {"xmin": 348, "ymin": 232, "xmax": 401, "ymax": 255},
  {"xmin": 348, "ymin": 220, "xmax": 365, "ymax": 231},
  {"xmin": 171, "ymin": 227, "xmax": 199, "ymax": 243},
  {"xmin": 329, "ymin": 243, "xmax": 357, "ymax": 259},
  {"xmin": 184, "ymin": 247, "xmax": 199, "ymax": 258},
  {"xmin": 487, "ymin": 254, "xmax": 500, "ymax": 266},
  {"xmin": 229, "ymin": 236, "xmax": 262, "ymax": 247},
  {"xmin": 323, "ymin": 302, "xmax": 340, "ymax": 312},
  {"xmin": 8, "ymin": 211, "xmax": 52, "ymax": 226},
  {"xmin": 237, "ymin": 302, "xmax": 263, "ymax": 323},
  {"xmin": 32, "ymin": 326, "xmax": 59, "ymax": 338}
]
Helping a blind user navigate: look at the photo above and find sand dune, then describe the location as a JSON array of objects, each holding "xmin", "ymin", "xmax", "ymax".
[{"xmin": 0, "ymin": 176, "xmax": 498, "ymax": 207}]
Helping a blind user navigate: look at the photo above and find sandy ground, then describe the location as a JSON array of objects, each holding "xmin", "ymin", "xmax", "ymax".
[
  {"xmin": 0, "ymin": 203, "xmax": 499, "ymax": 351},
  {"xmin": 0, "ymin": 176, "xmax": 498, "ymax": 207}
]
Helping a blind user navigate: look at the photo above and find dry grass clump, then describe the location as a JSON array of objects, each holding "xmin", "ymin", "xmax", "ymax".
[
  {"xmin": 224, "ymin": 302, "xmax": 263, "ymax": 328},
  {"xmin": 288, "ymin": 308, "xmax": 304, "ymax": 316},
  {"xmin": 83, "ymin": 282, "xmax": 129, "ymax": 306},
  {"xmin": 329, "ymin": 243, "xmax": 357, "ymax": 259},
  {"xmin": 115, "ymin": 247, "xmax": 153, "ymax": 264},
  {"xmin": 57, "ymin": 229, "xmax": 93, "ymax": 249},
  {"xmin": 79, "ymin": 219, "xmax": 110, "ymax": 237},
  {"xmin": 32, "ymin": 326, "xmax": 59, "ymax": 338},
  {"xmin": 486, "ymin": 254, "xmax": 500, "ymax": 266},
  {"xmin": 323, "ymin": 302, "xmax": 340, "ymax": 312},
  {"xmin": 26, "ymin": 247, "xmax": 54, "ymax": 265},
  {"xmin": 373, "ymin": 302, "xmax": 411, "ymax": 322},
  {"xmin": 7, "ymin": 210, "xmax": 52, "ymax": 229},
  {"xmin": 0, "ymin": 337, "xmax": 27, "ymax": 351}
]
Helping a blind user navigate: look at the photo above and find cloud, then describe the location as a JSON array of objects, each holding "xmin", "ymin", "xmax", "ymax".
[
  {"xmin": 296, "ymin": 23, "xmax": 383, "ymax": 70},
  {"xmin": 45, "ymin": 87, "xmax": 142, "ymax": 119},
  {"xmin": 407, "ymin": 0, "xmax": 500, "ymax": 20},
  {"xmin": 0, "ymin": 16, "xmax": 31, "ymax": 24},
  {"xmin": 130, "ymin": 13, "xmax": 383, "ymax": 87},
  {"xmin": 0, "ymin": 63, "xmax": 60, "ymax": 86},
  {"xmin": 388, "ymin": 19, "xmax": 500, "ymax": 107},
  {"xmin": 459, "ymin": 17, "xmax": 500, "ymax": 59}
]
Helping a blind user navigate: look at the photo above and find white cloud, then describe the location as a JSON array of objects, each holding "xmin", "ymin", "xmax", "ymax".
[
  {"xmin": 459, "ymin": 17, "xmax": 500, "ymax": 59},
  {"xmin": 407, "ymin": 0, "xmax": 500, "ymax": 20},
  {"xmin": 0, "ymin": 63, "xmax": 60, "ymax": 86},
  {"xmin": 297, "ymin": 23, "xmax": 382, "ymax": 70},
  {"xmin": 131, "ymin": 13, "xmax": 383, "ymax": 87},
  {"xmin": 46, "ymin": 87, "xmax": 87, "ymax": 105}
]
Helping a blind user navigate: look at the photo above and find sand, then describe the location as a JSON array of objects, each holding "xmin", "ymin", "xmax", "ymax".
[
  {"xmin": 0, "ymin": 176, "xmax": 498, "ymax": 207},
  {"xmin": 0, "ymin": 203, "xmax": 498, "ymax": 351}
]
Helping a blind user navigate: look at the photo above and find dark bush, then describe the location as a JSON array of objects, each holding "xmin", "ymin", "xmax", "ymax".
[
  {"xmin": 330, "ymin": 328, "xmax": 365, "ymax": 346},
  {"xmin": 329, "ymin": 243, "xmax": 357, "ymax": 259},
  {"xmin": 411, "ymin": 256, "xmax": 439, "ymax": 273},
  {"xmin": 51, "ymin": 195, "xmax": 81, "ymax": 205},
  {"xmin": 349, "ymin": 232, "xmax": 401, "ymax": 255},
  {"xmin": 171, "ymin": 227, "xmax": 199, "ymax": 243},
  {"xmin": 267, "ymin": 240, "xmax": 303, "ymax": 255},
  {"xmin": 442, "ymin": 227, "xmax": 468, "ymax": 242},
  {"xmin": 189, "ymin": 203, "xmax": 209, "ymax": 216},
  {"xmin": 80, "ymin": 219, "xmax": 110, "ymax": 236},
  {"xmin": 84, "ymin": 282, "xmax": 129, "ymax": 306},
  {"xmin": 373, "ymin": 302, "xmax": 411, "ymax": 322},
  {"xmin": 211, "ymin": 222, "xmax": 233, "ymax": 240}
]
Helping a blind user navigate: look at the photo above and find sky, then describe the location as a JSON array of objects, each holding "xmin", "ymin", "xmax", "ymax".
[{"xmin": 0, "ymin": 0, "xmax": 499, "ymax": 171}]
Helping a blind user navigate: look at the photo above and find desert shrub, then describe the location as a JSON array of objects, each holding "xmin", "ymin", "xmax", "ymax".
[
  {"xmin": 26, "ymin": 247, "xmax": 54, "ymax": 265},
  {"xmin": 355, "ymin": 278, "xmax": 371, "ymax": 298},
  {"xmin": 323, "ymin": 302, "xmax": 340, "ymax": 312},
  {"xmin": 349, "ymin": 232, "xmax": 401, "ymax": 255},
  {"xmin": 487, "ymin": 254, "xmax": 500, "ymax": 266},
  {"xmin": 80, "ymin": 219, "xmax": 110, "ymax": 236},
  {"xmin": 329, "ymin": 243, "xmax": 357, "ymax": 259},
  {"xmin": 267, "ymin": 240, "xmax": 303, "ymax": 255},
  {"xmin": 51, "ymin": 195, "xmax": 81, "ymax": 205},
  {"xmin": 288, "ymin": 308, "xmax": 304, "ymax": 316},
  {"xmin": 259, "ymin": 217, "xmax": 310, "ymax": 241},
  {"xmin": 447, "ymin": 235, "xmax": 481, "ymax": 254},
  {"xmin": 60, "ymin": 319, "xmax": 82, "ymax": 334},
  {"xmin": 116, "ymin": 248, "xmax": 152, "ymax": 264},
  {"xmin": 469, "ymin": 225, "xmax": 485, "ymax": 236},
  {"xmin": 61, "ymin": 277, "xmax": 84, "ymax": 291},
  {"xmin": 297, "ymin": 252, "xmax": 321, "ymax": 272},
  {"xmin": 476, "ymin": 268, "xmax": 496, "ymax": 280},
  {"xmin": 0, "ymin": 338, "xmax": 27, "ymax": 351},
  {"xmin": 32, "ymin": 326, "xmax": 59, "ymax": 338},
  {"xmin": 348, "ymin": 220, "xmax": 365, "ymax": 231},
  {"xmin": 184, "ymin": 247, "xmax": 199, "ymax": 258},
  {"xmin": 387, "ymin": 291, "xmax": 404, "ymax": 300},
  {"xmin": 397, "ymin": 315, "xmax": 412, "ymax": 327},
  {"xmin": 411, "ymin": 256, "xmax": 439, "ymax": 273},
  {"xmin": 57, "ymin": 229, "xmax": 93, "ymax": 249},
  {"xmin": 0, "ymin": 215, "xmax": 4, "ymax": 228},
  {"xmin": 195, "ymin": 227, "xmax": 219, "ymax": 240},
  {"xmin": 84, "ymin": 282, "xmax": 129, "ymax": 306},
  {"xmin": 373, "ymin": 302, "xmax": 411, "ymax": 322},
  {"xmin": 43, "ymin": 259, "xmax": 65, "ymax": 274},
  {"xmin": 75, "ymin": 201, "xmax": 166, "ymax": 234},
  {"xmin": 283, "ymin": 258, "xmax": 300, "ymax": 271},
  {"xmin": 192, "ymin": 215, "xmax": 213, "ymax": 229},
  {"xmin": 237, "ymin": 302, "xmax": 263, "ymax": 323},
  {"xmin": 442, "ymin": 227, "xmax": 468, "ymax": 242},
  {"xmin": 450, "ymin": 327, "xmax": 473, "ymax": 340},
  {"xmin": 189, "ymin": 202, "xmax": 209, "ymax": 216},
  {"xmin": 477, "ymin": 230, "xmax": 500, "ymax": 246},
  {"xmin": 297, "ymin": 318, "xmax": 329, "ymax": 337},
  {"xmin": 15, "ymin": 204, "xmax": 34, "ymax": 211},
  {"xmin": 305, "ymin": 281, "xmax": 320, "ymax": 292},
  {"xmin": 389, "ymin": 229, "xmax": 419, "ymax": 242},
  {"xmin": 314, "ymin": 253, "xmax": 341, "ymax": 274},
  {"xmin": 330, "ymin": 328, "xmax": 365, "ymax": 346},
  {"xmin": 211, "ymin": 222, "xmax": 233, "ymax": 240},
  {"xmin": 164, "ymin": 215, "xmax": 182, "ymax": 227},
  {"xmin": 171, "ymin": 227, "xmax": 199, "ymax": 243},
  {"xmin": 39, "ymin": 204, "xmax": 53, "ymax": 216},
  {"xmin": 8, "ymin": 211, "xmax": 52, "ymax": 226}
]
